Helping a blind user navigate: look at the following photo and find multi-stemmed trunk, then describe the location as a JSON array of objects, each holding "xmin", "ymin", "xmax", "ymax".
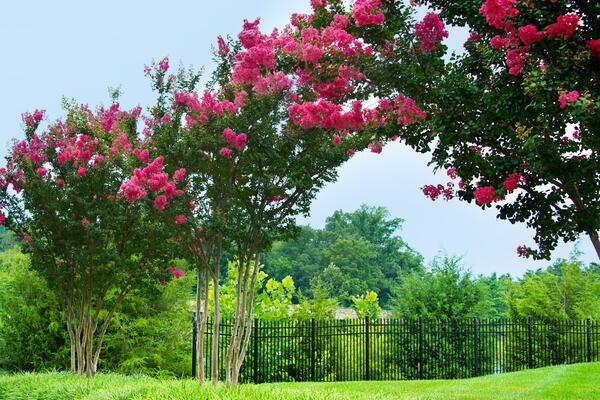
[
  {"xmin": 225, "ymin": 253, "xmax": 261, "ymax": 387},
  {"xmin": 57, "ymin": 263, "xmax": 130, "ymax": 377}
]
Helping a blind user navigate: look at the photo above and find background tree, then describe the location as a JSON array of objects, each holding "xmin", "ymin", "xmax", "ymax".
[
  {"xmin": 507, "ymin": 257, "xmax": 600, "ymax": 320},
  {"xmin": 473, "ymin": 272, "xmax": 512, "ymax": 319},
  {"xmin": 0, "ymin": 227, "xmax": 18, "ymax": 252},
  {"xmin": 391, "ymin": 255, "xmax": 482, "ymax": 319},
  {"xmin": 0, "ymin": 248, "xmax": 68, "ymax": 371},
  {"xmin": 263, "ymin": 205, "xmax": 424, "ymax": 307},
  {"xmin": 100, "ymin": 259, "xmax": 193, "ymax": 378},
  {"xmin": 0, "ymin": 101, "xmax": 185, "ymax": 376}
]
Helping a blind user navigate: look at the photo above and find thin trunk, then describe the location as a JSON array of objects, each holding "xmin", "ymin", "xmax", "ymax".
[
  {"xmin": 226, "ymin": 251, "xmax": 261, "ymax": 387},
  {"xmin": 567, "ymin": 181, "xmax": 600, "ymax": 261},
  {"xmin": 211, "ymin": 266, "xmax": 220, "ymax": 385},
  {"xmin": 196, "ymin": 266, "xmax": 207, "ymax": 384},
  {"xmin": 590, "ymin": 231, "xmax": 600, "ymax": 260},
  {"xmin": 231, "ymin": 254, "xmax": 260, "ymax": 386}
]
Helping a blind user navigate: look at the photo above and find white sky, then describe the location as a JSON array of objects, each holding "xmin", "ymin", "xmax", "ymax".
[{"xmin": 0, "ymin": 0, "xmax": 596, "ymax": 277}]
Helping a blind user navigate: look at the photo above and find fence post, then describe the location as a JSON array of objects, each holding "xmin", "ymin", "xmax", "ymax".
[
  {"xmin": 191, "ymin": 312, "xmax": 197, "ymax": 379},
  {"xmin": 527, "ymin": 315, "xmax": 533, "ymax": 369},
  {"xmin": 587, "ymin": 318, "xmax": 592, "ymax": 363},
  {"xmin": 419, "ymin": 316, "xmax": 424, "ymax": 380},
  {"xmin": 473, "ymin": 316, "xmax": 479, "ymax": 377},
  {"xmin": 253, "ymin": 318, "xmax": 259, "ymax": 384},
  {"xmin": 311, "ymin": 318, "xmax": 316, "ymax": 380},
  {"xmin": 365, "ymin": 316, "xmax": 370, "ymax": 381}
]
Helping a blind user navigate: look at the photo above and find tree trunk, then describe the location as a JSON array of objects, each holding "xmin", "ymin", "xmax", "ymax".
[
  {"xmin": 196, "ymin": 267, "xmax": 208, "ymax": 384},
  {"xmin": 226, "ymin": 254, "xmax": 260, "ymax": 387}
]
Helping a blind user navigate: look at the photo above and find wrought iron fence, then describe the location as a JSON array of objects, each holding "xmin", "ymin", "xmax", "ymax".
[{"xmin": 194, "ymin": 316, "xmax": 600, "ymax": 383}]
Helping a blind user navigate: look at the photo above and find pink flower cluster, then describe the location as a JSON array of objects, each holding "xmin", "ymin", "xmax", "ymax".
[
  {"xmin": 173, "ymin": 89, "xmax": 241, "ymax": 127},
  {"xmin": 166, "ymin": 266, "xmax": 184, "ymax": 279},
  {"xmin": 289, "ymin": 99, "xmax": 368, "ymax": 131},
  {"xmin": 503, "ymin": 172, "xmax": 525, "ymax": 191},
  {"xmin": 587, "ymin": 39, "xmax": 600, "ymax": 57},
  {"xmin": 516, "ymin": 245, "xmax": 531, "ymax": 258},
  {"xmin": 546, "ymin": 14, "xmax": 580, "ymax": 40},
  {"xmin": 352, "ymin": 0, "xmax": 384, "ymax": 27},
  {"xmin": 120, "ymin": 156, "xmax": 183, "ymax": 210},
  {"xmin": 517, "ymin": 24, "xmax": 545, "ymax": 46},
  {"xmin": 473, "ymin": 185, "xmax": 503, "ymax": 205},
  {"xmin": 479, "ymin": 0, "xmax": 518, "ymax": 30},
  {"xmin": 422, "ymin": 183, "xmax": 454, "ymax": 201},
  {"xmin": 414, "ymin": 12, "xmax": 449, "ymax": 51},
  {"xmin": 480, "ymin": 0, "xmax": 586, "ymax": 76},
  {"xmin": 21, "ymin": 109, "xmax": 45, "ymax": 129},
  {"xmin": 558, "ymin": 90, "xmax": 579, "ymax": 109},
  {"xmin": 12, "ymin": 134, "xmax": 47, "ymax": 165},
  {"xmin": 0, "ymin": 212, "xmax": 5, "ymax": 225}
]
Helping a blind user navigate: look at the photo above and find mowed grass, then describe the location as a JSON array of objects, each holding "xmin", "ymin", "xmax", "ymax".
[{"xmin": 1, "ymin": 362, "xmax": 599, "ymax": 400}]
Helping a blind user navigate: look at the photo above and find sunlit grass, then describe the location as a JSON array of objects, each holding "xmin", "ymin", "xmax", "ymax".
[{"xmin": 1, "ymin": 362, "xmax": 598, "ymax": 399}]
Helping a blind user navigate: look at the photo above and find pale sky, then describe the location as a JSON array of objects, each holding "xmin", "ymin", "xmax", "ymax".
[{"xmin": 1, "ymin": 1, "xmax": 596, "ymax": 277}]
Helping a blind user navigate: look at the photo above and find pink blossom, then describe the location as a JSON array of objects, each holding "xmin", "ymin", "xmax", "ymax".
[
  {"xmin": 506, "ymin": 48, "xmax": 526, "ymax": 75},
  {"xmin": 82, "ymin": 218, "xmax": 90, "ymax": 226},
  {"xmin": 36, "ymin": 167, "xmax": 48, "ymax": 178},
  {"xmin": 219, "ymin": 147, "xmax": 232, "ymax": 158},
  {"xmin": 368, "ymin": 140, "xmax": 383, "ymax": 154},
  {"xmin": 175, "ymin": 215, "xmax": 186, "ymax": 224},
  {"xmin": 558, "ymin": 90, "xmax": 579, "ymax": 109},
  {"xmin": 217, "ymin": 35, "xmax": 230, "ymax": 57},
  {"xmin": 166, "ymin": 266, "xmax": 184, "ymax": 279},
  {"xmin": 154, "ymin": 195, "xmax": 168, "ymax": 211},
  {"xmin": 479, "ymin": 0, "xmax": 518, "ymax": 30},
  {"xmin": 21, "ymin": 109, "xmax": 45, "ymax": 128},
  {"xmin": 473, "ymin": 186, "xmax": 502, "ymax": 205},
  {"xmin": 23, "ymin": 235, "xmax": 31, "ymax": 242},
  {"xmin": 235, "ymin": 133, "xmax": 247, "ymax": 149},
  {"xmin": 160, "ymin": 113, "xmax": 172, "ymax": 124},
  {"xmin": 422, "ymin": 183, "xmax": 454, "ymax": 201},
  {"xmin": 120, "ymin": 179, "xmax": 147, "ymax": 202},
  {"xmin": 134, "ymin": 148, "xmax": 150, "ymax": 163},
  {"xmin": 161, "ymin": 181, "xmax": 177, "ymax": 198},
  {"xmin": 332, "ymin": 134, "xmax": 341, "ymax": 146},
  {"xmin": 414, "ymin": 12, "xmax": 449, "ymax": 51},
  {"xmin": 447, "ymin": 167, "xmax": 458, "ymax": 179},
  {"xmin": 518, "ymin": 24, "xmax": 545, "ymax": 46},
  {"xmin": 148, "ymin": 173, "xmax": 168, "ymax": 191},
  {"xmin": 173, "ymin": 168, "xmax": 186, "ymax": 181},
  {"xmin": 347, "ymin": 149, "xmax": 355, "ymax": 156},
  {"xmin": 587, "ymin": 39, "xmax": 600, "ymax": 58},
  {"xmin": 503, "ymin": 172, "xmax": 524, "ymax": 191},
  {"xmin": 238, "ymin": 18, "xmax": 265, "ymax": 49},
  {"xmin": 352, "ymin": 0, "xmax": 384, "ymax": 27},
  {"xmin": 517, "ymin": 245, "xmax": 531, "ymax": 258},
  {"xmin": 0, "ymin": 212, "xmax": 5, "ymax": 225},
  {"xmin": 158, "ymin": 57, "xmax": 169, "ymax": 72},
  {"xmin": 78, "ymin": 167, "xmax": 87, "ymax": 176},
  {"xmin": 546, "ymin": 14, "xmax": 580, "ymax": 40}
]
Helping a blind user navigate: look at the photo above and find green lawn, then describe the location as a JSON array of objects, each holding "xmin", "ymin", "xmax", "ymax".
[{"xmin": 1, "ymin": 362, "xmax": 598, "ymax": 400}]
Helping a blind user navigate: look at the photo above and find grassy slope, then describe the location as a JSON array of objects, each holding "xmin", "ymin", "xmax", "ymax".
[{"xmin": 0, "ymin": 362, "xmax": 599, "ymax": 400}]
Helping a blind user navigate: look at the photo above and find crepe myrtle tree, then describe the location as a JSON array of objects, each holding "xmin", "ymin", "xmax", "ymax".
[
  {"xmin": 413, "ymin": 0, "xmax": 600, "ymax": 261},
  {"xmin": 0, "ymin": 101, "xmax": 186, "ymax": 376},
  {"xmin": 311, "ymin": 0, "xmax": 599, "ymax": 260},
  {"xmin": 138, "ymin": 1, "xmax": 427, "ymax": 385}
]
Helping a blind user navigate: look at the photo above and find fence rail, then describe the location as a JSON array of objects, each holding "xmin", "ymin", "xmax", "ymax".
[{"xmin": 195, "ymin": 317, "xmax": 600, "ymax": 383}]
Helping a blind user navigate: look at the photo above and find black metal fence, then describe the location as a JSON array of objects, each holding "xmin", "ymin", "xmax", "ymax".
[{"xmin": 196, "ymin": 317, "xmax": 600, "ymax": 383}]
